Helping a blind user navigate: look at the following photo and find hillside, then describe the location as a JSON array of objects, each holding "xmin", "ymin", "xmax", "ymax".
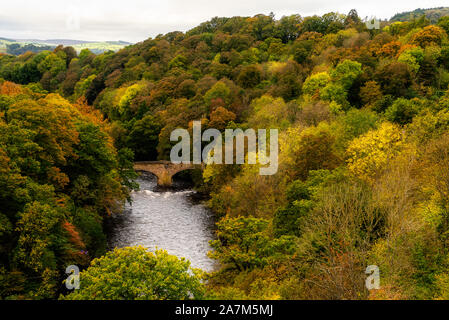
[{"xmin": 390, "ymin": 6, "xmax": 449, "ymax": 23}]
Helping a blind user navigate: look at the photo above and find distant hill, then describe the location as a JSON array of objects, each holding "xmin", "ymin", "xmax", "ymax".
[
  {"xmin": 16, "ymin": 39, "xmax": 93, "ymax": 46},
  {"xmin": 0, "ymin": 37, "xmax": 15, "ymax": 42},
  {"xmin": 0, "ymin": 38, "xmax": 132, "ymax": 55},
  {"xmin": 5, "ymin": 43, "xmax": 55, "ymax": 55},
  {"xmin": 0, "ymin": 38, "xmax": 16, "ymax": 54},
  {"xmin": 15, "ymin": 39, "xmax": 131, "ymax": 46},
  {"xmin": 390, "ymin": 7, "xmax": 449, "ymax": 23},
  {"xmin": 70, "ymin": 41, "xmax": 132, "ymax": 54}
]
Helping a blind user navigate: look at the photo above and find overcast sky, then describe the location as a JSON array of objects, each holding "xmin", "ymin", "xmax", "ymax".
[{"xmin": 0, "ymin": 0, "xmax": 448, "ymax": 43}]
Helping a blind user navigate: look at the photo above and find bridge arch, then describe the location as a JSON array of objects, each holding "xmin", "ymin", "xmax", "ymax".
[{"xmin": 134, "ymin": 161, "xmax": 203, "ymax": 187}]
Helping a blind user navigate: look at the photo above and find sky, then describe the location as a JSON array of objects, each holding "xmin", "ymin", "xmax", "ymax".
[{"xmin": 0, "ymin": 0, "xmax": 448, "ymax": 43}]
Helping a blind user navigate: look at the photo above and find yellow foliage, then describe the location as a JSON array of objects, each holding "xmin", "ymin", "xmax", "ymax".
[
  {"xmin": 266, "ymin": 61, "xmax": 287, "ymax": 76},
  {"xmin": 346, "ymin": 122, "xmax": 405, "ymax": 183},
  {"xmin": 280, "ymin": 122, "xmax": 341, "ymax": 180}
]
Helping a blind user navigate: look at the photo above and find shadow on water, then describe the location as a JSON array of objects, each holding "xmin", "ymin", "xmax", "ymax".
[{"xmin": 105, "ymin": 172, "xmax": 218, "ymax": 272}]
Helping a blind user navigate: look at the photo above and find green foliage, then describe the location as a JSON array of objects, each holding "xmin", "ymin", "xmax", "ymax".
[
  {"xmin": 281, "ymin": 123, "xmax": 342, "ymax": 180},
  {"xmin": 62, "ymin": 247, "xmax": 205, "ymax": 300},
  {"xmin": 127, "ymin": 115, "xmax": 162, "ymax": 160},
  {"xmin": 204, "ymin": 81, "xmax": 231, "ymax": 106},
  {"xmin": 375, "ymin": 62, "xmax": 414, "ymax": 98},
  {"xmin": 385, "ymin": 98, "xmax": 424, "ymax": 125},
  {"xmin": 302, "ymin": 72, "xmax": 330, "ymax": 96},
  {"xmin": 398, "ymin": 47, "xmax": 424, "ymax": 73},
  {"xmin": 273, "ymin": 180, "xmax": 312, "ymax": 237},
  {"xmin": 237, "ymin": 65, "xmax": 263, "ymax": 88},
  {"xmin": 248, "ymin": 95, "xmax": 290, "ymax": 129},
  {"xmin": 438, "ymin": 16, "xmax": 449, "ymax": 35},
  {"xmin": 330, "ymin": 60, "xmax": 362, "ymax": 89},
  {"xmin": 273, "ymin": 169, "xmax": 346, "ymax": 237},
  {"xmin": 209, "ymin": 216, "xmax": 296, "ymax": 271},
  {"xmin": 0, "ymin": 83, "xmax": 133, "ymax": 299},
  {"xmin": 334, "ymin": 108, "xmax": 379, "ymax": 147}
]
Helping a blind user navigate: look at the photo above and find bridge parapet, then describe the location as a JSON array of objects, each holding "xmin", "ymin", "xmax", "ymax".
[{"xmin": 134, "ymin": 161, "xmax": 203, "ymax": 187}]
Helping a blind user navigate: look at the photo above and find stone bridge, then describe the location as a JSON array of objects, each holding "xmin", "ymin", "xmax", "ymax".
[{"xmin": 134, "ymin": 161, "xmax": 203, "ymax": 187}]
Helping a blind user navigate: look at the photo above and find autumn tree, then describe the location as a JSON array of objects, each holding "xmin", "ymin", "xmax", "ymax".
[
  {"xmin": 62, "ymin": 247, "xmax": 205, "ymax": 300},
  {"xmin": 346, "ymin": 122, "xmax": 405, "ymax": 183}
]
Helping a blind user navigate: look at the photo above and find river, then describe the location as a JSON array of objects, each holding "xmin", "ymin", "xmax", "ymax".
[{"xmin": 106, "ymin": 173, "xmax": 217, "ymax": 271}]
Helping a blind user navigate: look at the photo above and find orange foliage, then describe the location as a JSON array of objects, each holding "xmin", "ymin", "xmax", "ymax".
[
  {"xmin": 411, "ymin": 25, "xmax": 446, "ymax": 47},
  {"xmin": 73, "ymin": 97, "xmax": 106, "ymax": 126},
  {"xmin": 376, "ymin": 41, "xmax": 402, "ymax": 58},
  {"xmin": 73, "ymin": 97, "xmax": 115, "ymax": 149},
  {"xmin": 368, "ymin": 284, "xmax": 406, "ymax": 300},
  {"xmin": 397, "ymin": 44, "xmax": 418, "ymax": 57},
  {"xmin": 0, "ymin": 81, "xmax": 23, "ymax": 96},
  {"xmin": 47, "ymin": 166, "xmax": 70, "ymax": 189},
  {"xmin": 209, "ymin": 106, "xmax": 236, "ymax": 130},
  {"xmin": 62, "ymin": 221, "xmax": 85, "ymax": 250}
]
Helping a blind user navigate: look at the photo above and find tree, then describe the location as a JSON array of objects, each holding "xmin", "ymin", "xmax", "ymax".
[
  {"xmin": 385, "ymin": 98, "xmax": 422, "ymax": 125},
  {"xmin": 398, "ymin": 47, "xmax": 424, "ymax": 73},
  {"xmin": 375, "ymin": 62, "xmax": 413, "ymax": 97},
  {"xmin": 15, "ymin": 201, "xmax": 67, "ymax": 274},
  {"xmin": 168, "ymin": 55, "xmax": 188, "ymax": 70},
  {"xmin": 268, "ymin": 60, "xmax": 303, "ymax": 100},
  {"xmin": 209, "ymin": 216, "xmax": 296, "ymax": 271},
  {"xmin": 281, "ymin": 123, "xmax": 342, "ymax": 180},
  {"xmin": 302, "ymin": 72, "xmax": 330, "ymax": 97},
  {"xmin": 417, "ymin": 55, "xmax": 438, "ymax": 87},
  {"xmin": 438, "ymin": 16, "xmax": 449, "ymax": 35},
  {"xmin": 276, "ymin": 15, "xmax": 302, "ymax": 43},
  {"xmin": 37, "ymin": 52, "xmax": 67, "ymax": 91},
  {"xmin": 0, "ymin": 84, "xmax": 134, "ymax": 299},
  {"xmin": 345, "ymin": 9, "xmax": 361, "ymax": 28},
  {"xmin": 127, "ymin": 115, "xmax": 162, "ymax": 161},
  {"xmin": 411, "ymin": 25, "xmax": 446, "ymax": 47},
  {"xmin": 296, "ymin": 179, "xmax": 382, "ymax": 300},
  {"xmin": 332, "ymin": 108, "xmax": 379, "ymax": 150},
  {"xmin": 248, "ymin": 95, "xmax": 290, "ymax": 129},
  {"xmin": 346, "ymin": 122, "xmax": 405, "ymax": 183},
  {"xmin": 273, "ymin": 172, "xmax": 333, "ymax": 237},
  {"xmin": 330, "ymin": 60, "xmax": 362, "ymax": 90},
  {"xmin": 208, "ymin": 106, "xmax": 236, "ymax": 130},
  {"xmin": 204, "ymin": 81, "xmax": 231, "ymax": 106},
  {"xmin": 62, "ymin": 247, "xmax": 205, "ymax": 300},
  {"xmin": 5, "ymin": 96, "xmax": 79, "ymax": 181},
  {"xmin": 237, "ymin": 65, "xmax": 263, "ymax": 88},
  {"xmin": 175, "ymin": 79, "xmax": 197, "ymax": 98},
  {"xmin": 292, "ymin": 39, "xmax": 312, "ymax": 64},
  {"xmin": 299, "ymin": 16, "xmax": 327, "ymax": 34},
  {"xmin": 320, "ymin": 83, "xmax": 347, "ymax": 106},
  {"xmin": 360, "ymin": 81, "xmax": 382, "ymax": 106}
]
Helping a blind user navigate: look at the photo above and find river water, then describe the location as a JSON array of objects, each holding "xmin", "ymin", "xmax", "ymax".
[{"xmin": 106, "ymin": 173, "xmax": 217, "ymax": 271}]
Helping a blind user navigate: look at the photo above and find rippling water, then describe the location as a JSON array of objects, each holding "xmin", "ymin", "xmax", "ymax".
[{"xmin": 107, "ymin": 173, "xmax": 217, "ymax": 271}]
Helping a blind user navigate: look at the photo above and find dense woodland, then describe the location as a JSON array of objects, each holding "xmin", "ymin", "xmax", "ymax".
[{"xmin": 2, "ymin": 9, "xmax": 449, "ymax": 299}]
